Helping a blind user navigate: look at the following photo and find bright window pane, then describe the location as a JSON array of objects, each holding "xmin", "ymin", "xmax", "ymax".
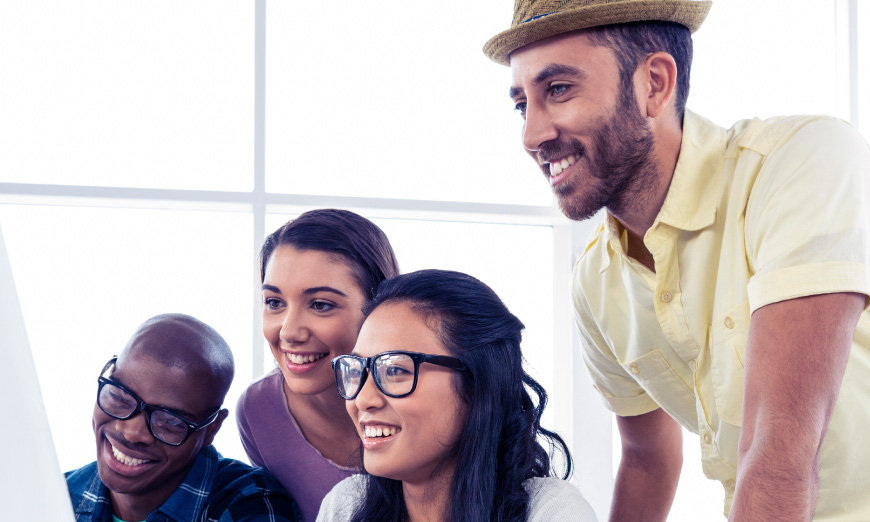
[
  {"xmin": 0, "ymin": 205, "xmax": 254, "ymax": 471},
  {"xmin": 691, "ymin": 0, "xmax": 839, "ymax": 126},
  {"xmin": 264, "ymin": 0, "xmax": 551, "ymax": 206},
  {"xmin": 0, "ymin": 3, "xmax": 254, "ymax": 191},
  {"xmin": 859, "ymin": 0, "xmax": 870, "ymax": 141},
  {"xmin": 378, "ymin": 219, "xmax": 555, "ymax": 399}
]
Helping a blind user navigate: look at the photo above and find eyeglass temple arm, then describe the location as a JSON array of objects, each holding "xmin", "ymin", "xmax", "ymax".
[{"xmin": 422, "ymin": 354, "xmax": 468, "ymax": 371}]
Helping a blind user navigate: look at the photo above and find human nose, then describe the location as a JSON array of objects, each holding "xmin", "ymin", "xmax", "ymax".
[
  {"xmin": 354, "ymin": 370, "xmax": 386, "ymax": 412},
  {"xmin": 115, "ymin": 411, "xmax": 155, "ymax": 445},
  {"xmin": 278, "ymin": 306, "xmax": 310, "ymax": 345},
  {"xmin": 522, "ymin": 104, "xmax": 559, "ymax": 153}
]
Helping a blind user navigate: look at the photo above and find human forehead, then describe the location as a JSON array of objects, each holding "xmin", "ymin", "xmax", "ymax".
[
  {"xmin": 264, "ymin": 245, "xmax": 361, "ymax": 290},
  {"xmin": 111, "ymin": 352, "xmax": 211, "ymax": 417},
  {"xmin": 509, "ymin": 31, "xmax": 618, "ymax": 94},
  {"xmin": 353, "ymin": 302, "xmax": 447, "ymax": 358}
]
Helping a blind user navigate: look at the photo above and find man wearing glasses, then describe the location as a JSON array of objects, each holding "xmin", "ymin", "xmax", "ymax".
[
  {"xmin": 484, "ymin": 0, "xmax": 870, "ymax": 520},
  {"xmin": 65, "ymin": 313, "xmax": 298, "ymax": 522}
]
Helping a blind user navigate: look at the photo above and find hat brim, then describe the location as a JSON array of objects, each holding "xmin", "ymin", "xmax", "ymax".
[{"xmin": 483, "ymin": 0, "xmax": 713, "ymax": 66}]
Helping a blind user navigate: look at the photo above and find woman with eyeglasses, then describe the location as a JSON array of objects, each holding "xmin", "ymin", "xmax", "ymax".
[
  {"xmin": 318, "ymin": 269, "xmax": 597, "ymax": 522},
  {"xmin": 235, "ymin": 209, "xmax": 400, "ymax": 522}
]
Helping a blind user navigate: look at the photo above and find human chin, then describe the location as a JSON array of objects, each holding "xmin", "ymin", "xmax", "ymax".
[
  {"xmin": 554, "ymin": 173, "xmax": 610, "ymax": 221},
  {"xmin": 95, "ymin": 431, "xmax": 161, "ymax": 494},
  {"xmin": 279, "ymin": 363, "xmax": 335, "ymax": 396}
]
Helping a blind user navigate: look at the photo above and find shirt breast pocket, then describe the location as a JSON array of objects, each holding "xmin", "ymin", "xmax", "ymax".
[
  {"xmin": 621, "ymin": 348, "xmax": 697, "ymax": 430},
  {"xmin": 711, "ymin": 300, "xmax": 750, "ymax": 426}
]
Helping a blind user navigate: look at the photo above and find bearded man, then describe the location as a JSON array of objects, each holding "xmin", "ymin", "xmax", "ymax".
[{"xmin": 485, "ymin": 1, "xmax": 870, "ymax": 520}]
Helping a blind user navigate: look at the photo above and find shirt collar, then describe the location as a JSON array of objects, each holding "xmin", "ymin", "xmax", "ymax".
[
  {"xmin": 654, "ymin": 110, "xmax": 726, "ymax": 232},
  {"xmin": 598, "ymin": 214, "xmax": 625, "ymax": 273},
  {"xmin": 70, "ymin": 462, "xmax": 113, "ymax": 521},
  {"xmin": 597, "ymin": 110, "xmax": 726, "ymax": 273},
  {"xmin": 151, "ymin": 445, "xmax": 218, "ymax": 522}
]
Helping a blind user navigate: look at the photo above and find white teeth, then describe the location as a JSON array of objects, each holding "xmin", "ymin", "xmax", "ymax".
[
  {"xmin": 364, "ymin": 426, "xmax": 399, "ymax": 439},
  {"xmin": 111, "ymin": 445, "xmax": 148, "ymax": 466},
  {"xmin": 548, "ymin": 155, "xmax": 577, "ymax": 177},
  {"xmin": 288, "ymin": 352, "xmax": 327, "ymax": 365}
]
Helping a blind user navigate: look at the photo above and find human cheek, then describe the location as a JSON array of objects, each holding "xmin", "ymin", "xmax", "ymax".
[
  {"xmin": 330, "ymin": 320, "xmax": 362, "ymax": 356},
  {"xmin": 262, "ymin": 312, "xmax": 283, "ymax": 347},
  {"xmin": 345, "ymin": 401, "xmax": 362, "ymax": 436}
]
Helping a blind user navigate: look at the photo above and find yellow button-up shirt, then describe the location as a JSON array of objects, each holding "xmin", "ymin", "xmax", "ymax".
[{"xmin": 572, "ymin": 110, "xmax": 870, "ymax": 519}]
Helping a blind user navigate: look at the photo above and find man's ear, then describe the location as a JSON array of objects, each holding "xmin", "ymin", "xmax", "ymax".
[
  {"xmin": 202, "ymin": 408, "xmax": 229, "ymax": 447},
  {"xmin": 640, "ymin": 51, "xmax": 678, "ymax": 119}
]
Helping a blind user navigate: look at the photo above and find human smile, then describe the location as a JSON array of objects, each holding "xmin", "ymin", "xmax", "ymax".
[
  {"xmin": 282, "ymin": 350, "xmax": 329, "ymax": 375},
  {"xmin": 286, "ymin": 352, "xmax": 328, "ymax": 365},
  {"xmin": 364, "ymin": 425, "xmax": 401, "ymax": 439},
  {"xmin": 112, "ymin": 444, "xmax": 151, "ymax": 467},
  {"xmin": 548, "ymin": 154, "xmax": 578, "ymax": 177},
  {"xmin": 103, "ymin": 439, "xmax": 157, "ymax": 477},
  {"xmin": 360, "ymin": 422, "xmax": 402, "ymax": 450}
]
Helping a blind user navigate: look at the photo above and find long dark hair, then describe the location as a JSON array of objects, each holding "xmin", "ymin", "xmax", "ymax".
[
  {"xmin": 259, "ymin": 209, "xmax": 399, "ymax": 299},
  {"xmin": 350, "ymin": 269, "xmax": 572, "ymax": 522}
]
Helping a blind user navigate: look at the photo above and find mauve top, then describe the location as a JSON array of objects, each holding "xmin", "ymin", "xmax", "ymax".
[{"xmin": 236, "ymin": 368, "xmax": 356, "ymax": 522}]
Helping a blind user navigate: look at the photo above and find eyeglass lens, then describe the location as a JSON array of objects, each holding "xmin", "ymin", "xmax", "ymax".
[
  {"xmin": 98, "ymin": 382, "xmax": 190, "ymax": 444},
  {"xmin": 336, "ymin": 353, "xmax": 417, "ymax": 398}
]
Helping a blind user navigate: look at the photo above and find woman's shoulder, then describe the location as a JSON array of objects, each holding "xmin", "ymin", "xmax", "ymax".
[
  {"xmin": 237, "ymin": 367, "xmax": 284, "ymax": 412},
  {"xmin": 524, "ymin": 477, "xmax": 598, "ymax": 522},
  {"xmin": 315, "ymin": 475, "xmax": 366, "ymax": 522}
]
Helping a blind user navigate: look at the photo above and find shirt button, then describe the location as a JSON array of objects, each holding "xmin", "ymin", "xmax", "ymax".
[
  {"xmin": 724, "ymin": 317, "xmax": 735, "ymax": 329},
  {"xmin": 725, "ymin": 479, "xmax": 736, "ymax": 491},
  {"xmin": 660, "ymin": 291, "xmax": 672, "ymax": 303},
  {"xmin": 689, "ymin": 359, "xmax": 698, "ymax": 372},
  {"xmin": 629, "ymin": 365, "xmax": 640, "ymax": 376},
  {"xmin": 703, "ymin": 432, "xmax": 712, "ymax": 445}
]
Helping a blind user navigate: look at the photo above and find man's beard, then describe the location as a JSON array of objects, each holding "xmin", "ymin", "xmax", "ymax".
[{"xmin": 541, "ymin": 85, "xmax": 658, "ymax": 222}]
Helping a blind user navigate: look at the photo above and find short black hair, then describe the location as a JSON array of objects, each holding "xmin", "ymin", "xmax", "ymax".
[{"xmin": 586, "ymin": 21, "xmax": 694, "ymax": 120}]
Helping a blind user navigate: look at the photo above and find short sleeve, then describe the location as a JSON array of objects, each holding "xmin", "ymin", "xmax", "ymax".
[
  {"xmin": 572, "ymin": 262, "xmax": 659, "ymax": 417},
  {"xmin": 525, "ymin": 477, "xmax": 598, "ymax": 521},
  {"xmin": 745, "ymin": 118, "xmax": 870, "ymax": 312}
]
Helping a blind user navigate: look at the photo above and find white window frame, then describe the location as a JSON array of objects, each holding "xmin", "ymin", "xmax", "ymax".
[{"xmin": 0, "ymin": 1, "xmax": 865, "ymax": 519}]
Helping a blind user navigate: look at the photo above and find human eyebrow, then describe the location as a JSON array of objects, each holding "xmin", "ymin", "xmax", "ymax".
[
  {"xmin": 510, "ymin": 63, "xmax": 586, "ymax": 100},
  {"xmin": 303, "ymin": 286, "xmax": 349, "ymax": 298},
  {"xmin": 532, "ymin": 64, "xmax": 586, "ymax": 86},
  {"xmin": 261, "ymin": 284, "xmax": 281, "ymax": 294}
]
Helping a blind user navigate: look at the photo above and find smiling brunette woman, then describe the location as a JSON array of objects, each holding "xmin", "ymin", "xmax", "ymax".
[
  {"xmin": 235, "ymin": 209, "xmax": 399, "ymax": 522},
  {"xmin": 317, "ymin": 270, "xmax": 597, "ymax": 522}
]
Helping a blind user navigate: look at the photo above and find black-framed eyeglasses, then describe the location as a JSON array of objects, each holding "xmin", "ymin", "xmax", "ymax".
[
  {"xmin": 332, "ymin": 351, "xmax": 469, "ymax": 400},
  {"xmin": 97, "ymin": 357, "xmax": 222, "ymax": 446}
]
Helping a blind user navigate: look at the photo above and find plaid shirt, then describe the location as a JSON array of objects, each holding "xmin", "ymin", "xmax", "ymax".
[{"xmin": 65, "ymin": 445, "xmax": 298, "ymax": 522}]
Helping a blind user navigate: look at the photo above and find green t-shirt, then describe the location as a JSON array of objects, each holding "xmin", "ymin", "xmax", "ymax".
[{"xmin": 113, "ymin": 515, "xmax": 145, "ymax": 522}]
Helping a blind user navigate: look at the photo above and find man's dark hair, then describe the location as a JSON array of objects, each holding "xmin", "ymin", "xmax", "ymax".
[{"xmin": 587, "ymin": 21, "xmax": 694, "ymax": 120}]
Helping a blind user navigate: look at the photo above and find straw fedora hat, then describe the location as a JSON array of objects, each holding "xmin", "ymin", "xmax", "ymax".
[{"xmin": 484, "ymin": 0, "xmax": 712, "ymax": 66}]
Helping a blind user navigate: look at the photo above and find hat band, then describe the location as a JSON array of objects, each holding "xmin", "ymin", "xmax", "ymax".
[{"xmin": 522, "ymin": 12, "xmax": 560, "ymax": 24}]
